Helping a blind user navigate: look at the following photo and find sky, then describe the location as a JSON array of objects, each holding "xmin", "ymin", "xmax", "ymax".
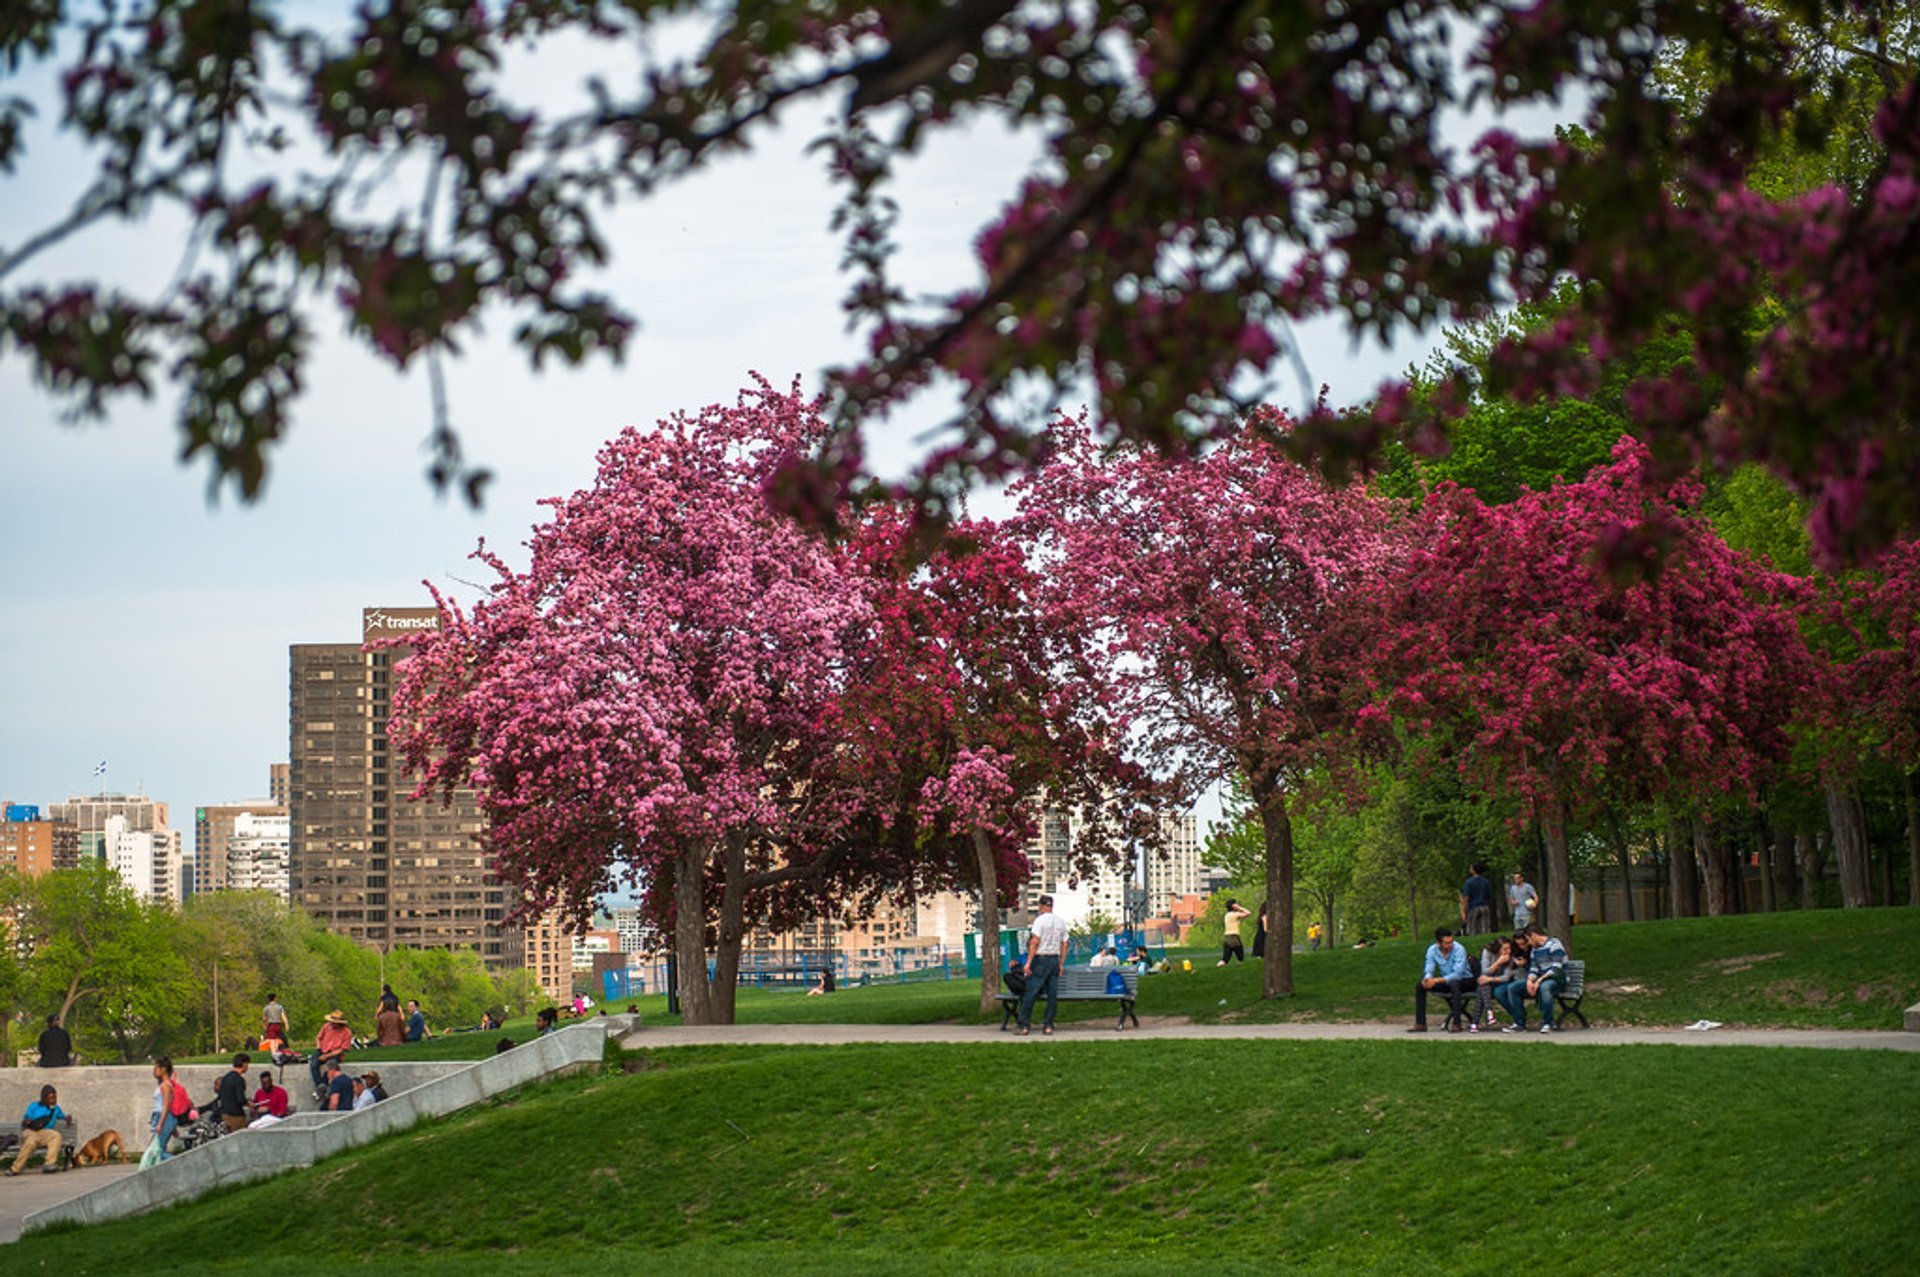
[{"xmin": 0, "ymin": 8, "xmax": 1441, "ymax": 844}]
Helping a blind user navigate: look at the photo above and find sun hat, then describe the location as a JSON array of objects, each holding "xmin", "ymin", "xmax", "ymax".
[{"xmin": 324, "ymin": 1010, "xmax": 349, "ymax": 1025}]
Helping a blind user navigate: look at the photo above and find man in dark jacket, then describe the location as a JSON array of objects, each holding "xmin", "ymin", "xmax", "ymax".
[
  {"xmin": 214, "ymin": 1053, "xmax": 253, "ymax": 1132},
  {"xmin": 36, "ymin": 1015, "xmax": 72, "ymax": 1068}
]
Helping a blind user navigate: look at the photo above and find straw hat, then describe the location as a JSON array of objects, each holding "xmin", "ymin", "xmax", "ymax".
[{"xmin": 323, "ymin": 1010, "xmax": 349, "ymax": 1025}]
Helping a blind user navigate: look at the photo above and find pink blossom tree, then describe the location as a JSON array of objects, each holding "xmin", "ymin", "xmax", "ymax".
[
  {"xmin": 1017, "ymin": 418, "xmax": 1401, "ymax": 998},
  {"xmin": 822, "ymin": 512, "xmax": 1158, "ymax": 1013},
  {"xmin": 1372, "ymin": 439, "xmax": 1814, "ymax": 933},
  {"xmin": 390, "ymin": 377, "xmax": 871, "ymax": 1026}
]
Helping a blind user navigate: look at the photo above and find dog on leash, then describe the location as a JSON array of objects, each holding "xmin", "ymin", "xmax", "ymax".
[{"xmin": 73, "ymin": 1130, "xmax": 124, "ymax": 1166}]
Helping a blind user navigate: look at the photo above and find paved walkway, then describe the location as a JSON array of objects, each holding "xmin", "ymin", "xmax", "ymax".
[
  {"xmin": 621, "ymin": 1020, "xmax": 1920, "ymax": 1052},
  {"xmin": 0, "ymin": 1165, "xmax": 140, "ymax": 1245}
]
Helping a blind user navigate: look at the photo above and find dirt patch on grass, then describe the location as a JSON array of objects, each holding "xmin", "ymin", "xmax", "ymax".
[
  {"xmin": 1590, "ymin": 980, "xmax": 1660, "ymax": 995},
  {"xmin": 1707, "ymin": 952, "xmax": 1785, "ymax": 974}
]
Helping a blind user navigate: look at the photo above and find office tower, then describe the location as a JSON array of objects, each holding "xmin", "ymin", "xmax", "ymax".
[
  {"xmin": 102, "ymin": 813, "xmax": 184, "ymax": 902},
  {"xmin": 290, "ymin": 607, "xmax": 522, "ymax": 970}
]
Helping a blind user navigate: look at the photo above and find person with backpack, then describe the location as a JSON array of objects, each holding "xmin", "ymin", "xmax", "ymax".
[{"xmin": 152, "ymin": 1057, "xmax": 191, "ymax": 1162}]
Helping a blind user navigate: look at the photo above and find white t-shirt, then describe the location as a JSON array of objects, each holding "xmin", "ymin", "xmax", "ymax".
[{"xmin": 1030, "ymin": 911, "xmax": 1071, "ymax": 960}]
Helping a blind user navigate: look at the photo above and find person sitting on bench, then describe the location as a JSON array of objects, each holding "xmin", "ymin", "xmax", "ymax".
[
  {"xmin": 7, "ymin": 1085, "xmax": 68, "ymax": 1176},
  {"xmin": 1410, "ymin": 926, "xmax": 1474, "ymax": 1033},
  {"xmin": 1498, "ymin": 923, "xmax": 1569, "ymax": 1034}
]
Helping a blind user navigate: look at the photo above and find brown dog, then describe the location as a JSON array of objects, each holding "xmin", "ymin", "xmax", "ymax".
[{"xmin": 73, "ymin": 1130, "xmax": 123, "ymax": 1166}]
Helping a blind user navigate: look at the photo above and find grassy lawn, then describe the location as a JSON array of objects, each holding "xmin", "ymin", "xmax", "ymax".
[
  {"xmin": 652, "ymin": 907, "xmax": 1920, "ymax": 1035},
  {"xmin": 14, "ymin": 1039, "xmax": 1918, "ymax": 1275},
  {"xmin": 184, "ymin": 908, "xmax": 1917, "ymax": 1065}
]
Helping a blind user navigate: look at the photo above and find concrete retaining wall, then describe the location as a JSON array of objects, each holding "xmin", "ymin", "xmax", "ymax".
[
  {"xmin": 0, "ymin": 1060, "xmax": 468, "ymax": 1152},
  {"xmin": 19, "ymin": 1017, "xmax": 628, "ymax": 1234}
]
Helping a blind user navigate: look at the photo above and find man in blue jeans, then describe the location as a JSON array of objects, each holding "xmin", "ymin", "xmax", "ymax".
[
  {"xmin": 1497, "ymin": 923, "xmax": 1568, "ymax": 1033},
  {"xmin": 1409, "ymin": 926, "xmax": 1475, "ymax": 1032},
  {"xmin": 1016, "ymin": 894, "xmax": 1072, "ymax": 1037}
]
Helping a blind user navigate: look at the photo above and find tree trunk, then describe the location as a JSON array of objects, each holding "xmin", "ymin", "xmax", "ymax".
[
  {"xmin": 1906, "ymin": 771, "xmax": 1920, "ymax": 908},
  {"xmin": 1693, "ymin": 815, "xmax": 1732, "ymax": 916},
  {"xmin": 973, "ymin": 827, "xmax": 1003, "ymax": 1015},
  {"xmin": 709, "ymin": 833, "xmax": 749, "ymax": 1024},
  {"xmin": 1770, "ymin": 817, "xmax": 1800, "ymax": 908},
  {"xmin": 1666, "ymin": 816, "xmax": 1699, "ymax": 918},
  {"xmin": 1824, "ymin": 783, "xmax": 1873, "ymax": 908},
  {"xmin": 1605, "ymin": 806, "xmax": 1636, "ymax": 923},
  {"xmin": 1800, "ymin": 830, "xmax": 1825, "ymax": 908},
  {"xmin": 1541, "ymin": 800, "xmax": 1573, "ymax": 939},
  {"xmin": 672, "ymin": 841, "xmax": 716, "ymax": 1025},
  {"xmin": 1753, "ymin": 814, "xmax": 1775, "ymax": 913},
  {"xmin": 1258, "ymin": 786, "xmax": 1295, "ymax": 999}
]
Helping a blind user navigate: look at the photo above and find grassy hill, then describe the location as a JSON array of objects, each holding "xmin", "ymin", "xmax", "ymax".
[{"xmin": 15, "ymin": 1037, "xmax": 1919, "ymax": 1275}]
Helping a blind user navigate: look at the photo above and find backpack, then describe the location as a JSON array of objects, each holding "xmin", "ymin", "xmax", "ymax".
[{"xmin": 167, "ymin": 1081, "xmax": 193, "ymax": 1118}]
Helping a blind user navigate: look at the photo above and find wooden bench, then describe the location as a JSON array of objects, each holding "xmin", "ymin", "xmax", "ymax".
[{"xmin": 996, "ymin": 966, "xmax": 1141, "ymax": 1031}]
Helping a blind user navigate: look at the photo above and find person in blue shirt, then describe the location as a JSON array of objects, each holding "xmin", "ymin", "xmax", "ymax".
[
  {"xmin": 1410, "ymin": 926, "xmax": 1475, "ymax": 1032},
  {"xmin": 8, "ymin": 1085, "xmax": 68, "ymax": 1175},
  {"xmin": 404, "ymin": 999, "xmax": 431, "ymax": 1042},
  {"xmin": 1498, "ymin": 923, "xmax": 1570, "ymax": 1033}
]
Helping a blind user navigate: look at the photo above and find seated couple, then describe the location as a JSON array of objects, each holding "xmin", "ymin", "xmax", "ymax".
[{"xmin": 1411, "ymin": 923, "xmax": 1570, "ymax": 1035}]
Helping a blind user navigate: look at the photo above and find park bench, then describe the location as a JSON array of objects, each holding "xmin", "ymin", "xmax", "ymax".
[
  {"xmin": 0, "ymin": 1114, "xmax": 83, "ymax": 1172},
  {"xmin": 1554, "ymin": 960, "xmax": 1589, "ymax": 1028},
  {"xmin": 996, "ymin": 967, "xmax": 1141, "ymax": 1031}
]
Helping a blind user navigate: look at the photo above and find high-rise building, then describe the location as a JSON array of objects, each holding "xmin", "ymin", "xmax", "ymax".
[
  {"xmin": 290, "ymin": 607, "xmax": 522, "ymax": 971},
  {"xmin": 196, "ymin": 786, "xmax": 288, "ymax": 895},
  {"xmin": 524, "ymin": 910, "xmax": 575, "ymax": 1002},
  {"xmin": 49, "ymin": 791, "xmax": 178, "ymax": 891},
  {"xmin": 103, "ymin": 813, "xmax": 184, "ymax": 902},
  {"xmin": 268, "ymin": 763, "xmax": 290, "ymax": 807},
  {"xmin": 1, "ymin": 803, "xmax": 77, "ymax": 876},
  {"xmin": 610, "ymin": 906, "xmax": 658, "ymax": 957},
  {"xmin": 1144, "ymin": 812, "xmax": 1203, "ymax": 914},
  {"xmin": 226, "ymin": 811, "xmax": 292, "ymax": 898}
]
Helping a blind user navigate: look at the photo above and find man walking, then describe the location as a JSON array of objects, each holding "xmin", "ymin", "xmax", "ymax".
[
  {"xmin": 1460, "ymin": 863, "xmax": 1494, "ymax": 936},
  {"xmin": 1508, "ymin": 871, "xmax": 1538, "ymax": 929},
  {"xmin": 1016, "ymin": 894, "xmax": 1071, "ymax": 1037},
  {"xmin": 1410, "ymin": 926, "xmax": 1475, "ymax": 1032},
  {"xmin": 36, "ymin": 1014, "xmax": 72, "ymax": 1068}
]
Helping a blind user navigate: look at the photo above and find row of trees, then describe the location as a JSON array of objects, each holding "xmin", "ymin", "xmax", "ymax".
[
  {"xmin": 390, "ymin": 373, "xmax": 1920, "ymax": 1024},
  {"xmin": 0, "ymin": 865, "xmax": 544, "ymax": 1065}
]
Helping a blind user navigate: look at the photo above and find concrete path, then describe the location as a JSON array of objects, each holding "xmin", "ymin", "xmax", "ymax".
[
  {"xmin": 0, "ymin": 1165, "xmax": 140, "ymax": 1245},
  {"xmin": 620, "ymin": 1020, "xmax": 1920, "ymax": 1052}
]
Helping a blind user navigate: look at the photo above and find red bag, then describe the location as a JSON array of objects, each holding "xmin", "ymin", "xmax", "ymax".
[{"xmin": 167, "ymin": 1081, "xmax": 192, "ymax": 1118}]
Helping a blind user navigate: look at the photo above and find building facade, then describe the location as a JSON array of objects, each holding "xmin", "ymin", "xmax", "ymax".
[
  {"xmin": 195, "ymin": 789, "xmax": 287, "ymax": 895},
  {"xmin": 1, "ymin": 804, "xmax": 77, "ymax": 877},
  {"xmin": 226, "ymin": 811, "xmax": 292, "ymax": 897},
  {"xmin": 102, "ymin": 814, "xmax": 184, "ymax": 902},
  {"xmin": 524, "ymin": 911, "xmax": 575, "ymax": 1003},
  {"xmin": 48, "ymin": 792, "xmax": 173, "ymax": 870},
  {"xmin": 1143, "ymin": 811, "xmax": 1203, "ymax": 915},
  {"xmin": 290, "ymin": 607, "xmax": 522, "ymax": 970}
]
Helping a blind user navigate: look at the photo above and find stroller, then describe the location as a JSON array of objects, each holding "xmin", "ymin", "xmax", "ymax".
[{"xmin": 171, "ymin": 1109, "xmax": 229, "ymax": 1155}]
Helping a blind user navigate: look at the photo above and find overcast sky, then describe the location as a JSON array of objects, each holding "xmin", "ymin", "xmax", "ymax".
[{"xmin": 0, "ymin": 8, "xmax": 1439, "ymax": 853}]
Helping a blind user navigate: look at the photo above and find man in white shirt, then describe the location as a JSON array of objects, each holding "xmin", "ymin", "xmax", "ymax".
[{"xmin": 1017, "ymin": 894, "xmax": 1072, "ymax": 1036}]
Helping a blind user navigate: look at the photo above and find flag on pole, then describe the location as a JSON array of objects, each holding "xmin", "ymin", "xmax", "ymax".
[{"xmin": 94, "ymin": 760, "xmax": 108, "ymax": 776}]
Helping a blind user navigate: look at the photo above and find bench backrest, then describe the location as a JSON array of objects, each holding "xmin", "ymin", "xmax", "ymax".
[
  {"xmin": 1561, "ymin": 959, "xmax": 1585, "ymax": 996},
  {"xmin": 1060, "ymin": 967, "xmax": 1138, "ymax": 997}
]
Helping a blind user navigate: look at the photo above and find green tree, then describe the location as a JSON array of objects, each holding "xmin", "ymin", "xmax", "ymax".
[{"xmin": 1, "ymin": 864, "xmax": 196, "ymax": 1063}]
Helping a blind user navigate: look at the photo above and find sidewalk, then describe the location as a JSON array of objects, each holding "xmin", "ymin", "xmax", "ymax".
[
  {"xmin": 0, "ymin": 1165, "xmax": 139, "ymax": 1245},
  {"xmin": 620, "ymin": 1020, "xmax": 1920, "ymax": 1052}
]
